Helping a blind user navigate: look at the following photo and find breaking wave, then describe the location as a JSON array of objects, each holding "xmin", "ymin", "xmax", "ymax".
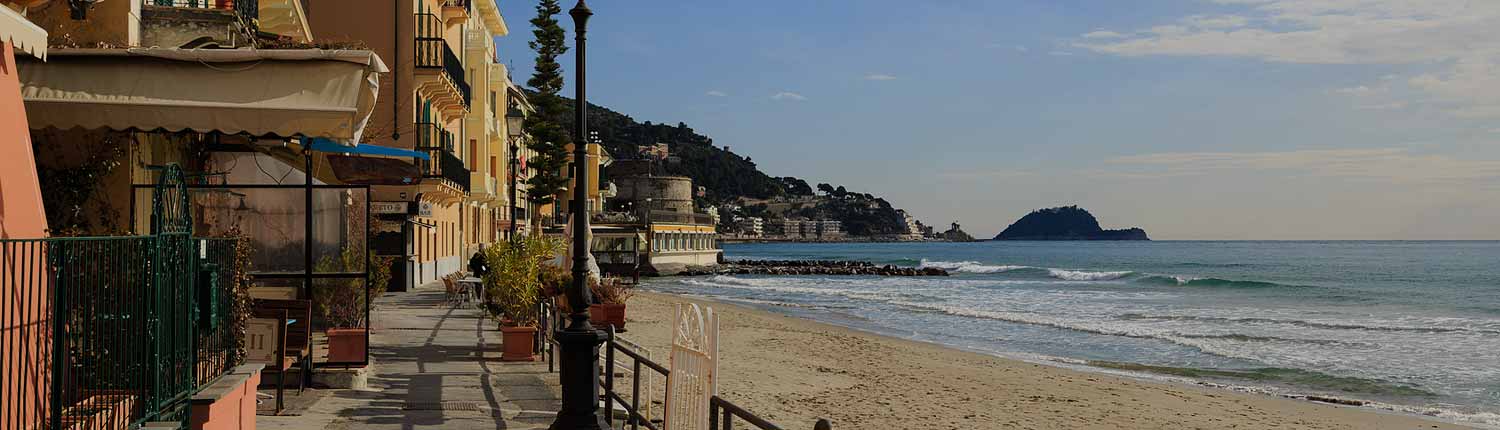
[
  {"xmin": 1047, "ymin": 269, "xmax": 1134, "ymax": 281},
  {"xmin": 919, "ymin": 259, "xmax": 1030, "ymax": 274}
]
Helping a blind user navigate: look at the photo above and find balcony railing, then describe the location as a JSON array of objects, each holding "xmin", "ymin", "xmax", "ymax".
[
  {"xmin": 415, "ymin": 13, "xmax": 471, "ymax": 108},
  {"xmin": 151, "ymin": 0, "xmax": 258, "ymax": 23},
  {"xmin": 413, "ymin": 122, "xmax": 469, "ymax": 191},
  {"xmin": 414, "ymin": 122, "xmax": 453, "ymax": 152}
]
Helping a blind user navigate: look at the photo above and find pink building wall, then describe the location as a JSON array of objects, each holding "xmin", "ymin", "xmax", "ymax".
[{"xmin": 0, "ymin": 39, "xmax": 51, "ymax": 430}]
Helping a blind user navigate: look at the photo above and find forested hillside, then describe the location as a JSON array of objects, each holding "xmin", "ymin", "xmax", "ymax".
[{"xmin": 546, "ymin": 92, "xmax": 909, "ymax": 235}]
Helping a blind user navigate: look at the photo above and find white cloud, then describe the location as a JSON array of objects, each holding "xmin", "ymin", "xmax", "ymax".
[
  {"xmin": 1180, "ymin": 14, "xmax": 1249, "ymax": 29},
  {"xmin": 1333, "ymin": 85, "xmax": 1379, "ymax": 95},
  {"xmin": 1356, "ymin": 102, "xmax": 1407, "ymax": 110},
  {"xmin": 771, "ymin": 91, "xmax": 807, "ymax": 101},
  {"xmin": 1048, "ymin": 50, "xmax": 1074, "ymax": 56},
  {"xmin": 706, "ymin": 90, "xmax": 728, "ymax": 97},
  {"xmin": 1082, "ymin": 30, "xmax": 1126, "ymax": 39},
  {"xmin": 1074, "ymin": 0, "xmax": 1500, "ymax": 117},
  {"xmin": 1107, "ymin": 147, "xmax": 1500, "ymax": 185},
  {"xmin": 864, "ymin": 74, "xmax": 898, "ymax": 81}
]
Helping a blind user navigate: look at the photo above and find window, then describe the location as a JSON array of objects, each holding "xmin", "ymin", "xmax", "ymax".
[{"xmin": 470, "ymin": 139, "xmax": 478, "ymax": 167}]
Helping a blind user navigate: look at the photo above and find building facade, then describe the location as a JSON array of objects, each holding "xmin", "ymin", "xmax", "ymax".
[{"xmin": 308, "ymin": 0, "xmax": 524, "ymax": 289}]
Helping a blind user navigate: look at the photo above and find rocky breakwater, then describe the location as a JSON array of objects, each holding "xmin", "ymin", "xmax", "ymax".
[{"xmin": 679, "ymin": 260, "xmax": 949, "ymax": 277}]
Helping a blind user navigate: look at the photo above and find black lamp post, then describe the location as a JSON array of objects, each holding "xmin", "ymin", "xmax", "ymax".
[
  {"xmin": 551, "ymin": 1, "xmax": 608, "ymax": 429},
  {"xmin": 506, "ymin": 104, "xmax": 525, "ymax": 240}
]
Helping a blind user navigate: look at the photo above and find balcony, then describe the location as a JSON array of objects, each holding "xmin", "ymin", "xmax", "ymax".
[
  {"xmin": 469, "ymin": 172, "xmax": 499, "ymax": 203},
  {"xmin": 414, "ymin": 13, "xmax": 471, "ymax": 119},
  {"xmin": 143, "ymin": 0, "xmax": 258, "ymax": 48},
  {"xmin": 415, "ymin": 122, "xmax": 469, "ymax": 203},
  {"xmin": 442, "ymin": 0, "xmax": 471, "ymax": 23}
]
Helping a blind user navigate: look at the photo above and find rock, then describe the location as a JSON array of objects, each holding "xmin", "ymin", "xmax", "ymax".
[{"xmin": 994, "ymin": 206, "xmax": 1150, "ymax": 241}]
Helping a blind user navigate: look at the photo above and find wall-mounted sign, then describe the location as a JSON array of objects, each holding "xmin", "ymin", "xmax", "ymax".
[
  {"xmin": 418, "ymin": 201, "xmax": 434, "ymax": 218},
  {"xmin": 372, "ymin": 201, "xmax": 410, "ymax": 215}
]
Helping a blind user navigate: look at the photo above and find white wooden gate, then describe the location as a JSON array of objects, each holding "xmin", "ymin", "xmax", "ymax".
[{"xmin": 663, "ymin": 303, "xmax": 718, "ymax": 430}]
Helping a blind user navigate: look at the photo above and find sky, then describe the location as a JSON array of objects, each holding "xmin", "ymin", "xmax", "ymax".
[{"xmin": 492, "ymin": 0, "xmax": 1500, "ymax": 240}]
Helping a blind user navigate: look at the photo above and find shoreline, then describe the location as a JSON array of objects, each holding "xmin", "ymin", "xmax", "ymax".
[{"xmin": 624, "ymin": 290, "xmax": 1483, "ymax": 429}]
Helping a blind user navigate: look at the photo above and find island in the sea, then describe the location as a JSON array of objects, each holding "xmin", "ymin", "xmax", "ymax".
[{"xmin": 994, "ymin": 206, "xmax": 1150, "ymax": 240}]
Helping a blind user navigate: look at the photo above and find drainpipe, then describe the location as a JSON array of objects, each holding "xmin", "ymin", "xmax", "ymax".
[{"xmin": 392, "ymin": 0, "xmax": 401, "ymax": 140}]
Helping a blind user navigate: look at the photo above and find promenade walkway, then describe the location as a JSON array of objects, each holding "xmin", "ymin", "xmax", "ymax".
[{"xmin": 260, "ymin": 286, "xmax": 561, "ymax": 430}]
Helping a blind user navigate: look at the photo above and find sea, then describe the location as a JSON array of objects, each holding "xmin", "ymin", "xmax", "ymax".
[{"xmin": 642, "ymin": 241, "xmax": 1500, "ymax": 427}]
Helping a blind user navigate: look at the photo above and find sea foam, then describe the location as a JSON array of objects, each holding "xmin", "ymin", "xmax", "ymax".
[
  {"xmin": 1048, "ymin": 269, "xmax": 1134, "ymax": 281},
  {"xmin": 919, "ymin": 259, "xmax": 1029, "ymax": 274}
]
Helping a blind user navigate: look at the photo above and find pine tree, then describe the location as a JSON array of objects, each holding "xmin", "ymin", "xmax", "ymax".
[{"xmin": 522, "ymin": 0, "xmax": 571, "ymax": 226}]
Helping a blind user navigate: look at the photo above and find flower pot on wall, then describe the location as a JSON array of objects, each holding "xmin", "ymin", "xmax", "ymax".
[
  {"xmin": 589, "ymin": 303, "xmax": 626, "ymax": 331},
  {"xmin": 327, "ymin": 328, "xmax": 368, "ymax": 364},
  {"xmin": 501, "ymin": 326, "xmax": 538, "ymax": 361}
]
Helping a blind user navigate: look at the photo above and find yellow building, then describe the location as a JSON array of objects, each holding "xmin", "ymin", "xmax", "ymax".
[
  {"xmin": 306, "ymin": 0, "xmax": 523, "ymax": 289},
  {"xmin": 556, "ymin": 142, "xmax": 613, "ymax": 216}
]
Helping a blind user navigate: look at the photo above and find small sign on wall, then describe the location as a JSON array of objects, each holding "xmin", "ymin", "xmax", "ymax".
[{"xmin": 372, "ymin": 201, "xmax": 410, "ymax": 215}]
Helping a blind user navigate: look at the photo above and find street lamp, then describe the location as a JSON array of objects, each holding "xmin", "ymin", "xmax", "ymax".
[
  {"xmin": 506, "ymin": 104, "xmax": 525, "ymax": 240},
  {"xmin": 552, "ymin": 1, "xmax": 608, "ymax": 430}
]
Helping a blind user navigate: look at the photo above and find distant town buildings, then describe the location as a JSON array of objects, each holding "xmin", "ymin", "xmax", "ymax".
[
  {"xmin": 740, "ymin": 216, "xmax": 764, "ymax": 236},
  {"xmin": 640, "ymin": 142, "xmax": 670, "ymax": 161},
  {"xmin": 705, "ymin": 205, "xmax": 722, "ymax": 227}
]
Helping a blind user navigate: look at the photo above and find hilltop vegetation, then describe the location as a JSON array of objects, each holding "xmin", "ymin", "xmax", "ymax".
[
  {"xmin": 547, "ymin": 93, "xmax": 908, "ymax": 235},
  {"xmin": 995, "ymin": 206, "xmax": 1149, "ymax": 241}
]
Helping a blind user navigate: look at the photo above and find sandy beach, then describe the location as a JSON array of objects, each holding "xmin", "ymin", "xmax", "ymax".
[{"xmin": 618, "ymin": 291, "xmax": 1475, "ymax": 430}]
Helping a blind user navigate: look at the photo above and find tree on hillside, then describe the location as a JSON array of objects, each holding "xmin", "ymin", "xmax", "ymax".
[{"xmin": 522, "ymin": 0, "xmax": 571, "ymax": 226}]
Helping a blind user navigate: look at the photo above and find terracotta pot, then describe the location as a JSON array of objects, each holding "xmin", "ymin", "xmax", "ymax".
[
  {"xmin": 589, "ymin": 303, "xmax": 627, "ymax": 331},
  {"xmin": 500, "ymin": 326, "xmax": 537, "ymax": 361},
  {"xmin": 326, "ymin": 328, "xmax": 368, "ymax": 364}
]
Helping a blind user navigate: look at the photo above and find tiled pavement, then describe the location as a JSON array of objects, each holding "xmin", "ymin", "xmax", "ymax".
[{"xmin": 259, "ymin": 285, "xmax": 561, "ymax": 430}]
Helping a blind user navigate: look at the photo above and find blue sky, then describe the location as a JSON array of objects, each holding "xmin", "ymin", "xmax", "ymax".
[{"xmin": 494, "ymin": 0, "xmax": 1500, "ymax": 240}]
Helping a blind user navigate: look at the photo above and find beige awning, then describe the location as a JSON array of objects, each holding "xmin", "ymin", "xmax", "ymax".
[
  {"xmin": 0, "ymin": 5, "xmax": 47, "ymax": 60},
  {"xmin": 19, "ymin": 48, "xmax": 389, "ymax": 142}
]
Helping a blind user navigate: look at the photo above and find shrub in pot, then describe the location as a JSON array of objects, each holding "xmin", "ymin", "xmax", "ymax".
[
  {"xmin": 588, "ymin": 278, "xmax": 633, "ymax": 332},
  {"xmin": 311, "ymin": 246, "xmax": 389, "ymax": 365},
  {"xmin": 484, "ymin": 235, "xmax": 561, "ymax": 361}
]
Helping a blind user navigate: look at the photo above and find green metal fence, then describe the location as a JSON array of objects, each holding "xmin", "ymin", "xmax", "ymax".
[{"xmin": 0, "ymin": 164, "xmax": 242, "ymax": 430}]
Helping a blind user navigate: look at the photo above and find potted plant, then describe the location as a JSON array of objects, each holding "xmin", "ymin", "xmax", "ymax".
[
  {"xmin": 484, "ymin": 235, "xmax": 561, "ymax": 361},
  {"xmin": 589, "ymin": 278, "xmax": 633, "ymax": 331},
  {"xmin": 313, "ymin": 247, "xmax": 390, "ymax": 364}
]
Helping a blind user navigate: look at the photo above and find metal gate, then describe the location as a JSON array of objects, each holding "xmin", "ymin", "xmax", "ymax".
[
  {"xmin": 664, "ymin": 303, "xmax": 718, "ymax": 430},
  {"xmin": 0, "ymin": 163, "xmax": 241, "ymax": 430}
]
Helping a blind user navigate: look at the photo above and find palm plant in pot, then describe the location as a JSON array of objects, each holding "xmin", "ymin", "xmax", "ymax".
[
  {"xmin": 484, "ymin": 235, "xmax": 561, "ymax": 361},
  {"xmin": 588, "ymin": 278, "xmax": 633, "ymax": 332}
]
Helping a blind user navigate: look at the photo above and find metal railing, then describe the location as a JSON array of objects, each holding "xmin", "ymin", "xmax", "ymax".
[
  {"xmin": 414, "ymin": 121, "xmax": 454, "ymax": 152},
  {"xmin": 414, "ymin": 13, "xmax": 472, "ymax": 108},
  {"xmin": 414, "ymin": 122, "xmax": 471, "ymax": 192},
  {"xmin": 0, "ymin": 236, "xmax": 241, "ymax": 430},
  {"xmin": 532, "ymin": 302, "xmax": 832, "ymax": 430},
  {"xmin": 1, "ymin": 164, "xmax": 242, "ymax": 430},
  {"xmin": 149, "ymin": 0, "xmax": 258, "ymax": 23},
  {"xmin": 647, "ymin": 210, "xmax": 715, "ymax": 226}
]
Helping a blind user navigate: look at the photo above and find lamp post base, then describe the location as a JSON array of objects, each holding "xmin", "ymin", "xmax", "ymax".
[{"xmin": 549, "ymin": 327, "xmax": 610, "ymax": 430}]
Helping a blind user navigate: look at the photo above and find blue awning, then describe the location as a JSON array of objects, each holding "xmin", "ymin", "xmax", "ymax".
[{"xmin": 307, "ymin": 137, "xmax": 429, "ymax": 160}]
